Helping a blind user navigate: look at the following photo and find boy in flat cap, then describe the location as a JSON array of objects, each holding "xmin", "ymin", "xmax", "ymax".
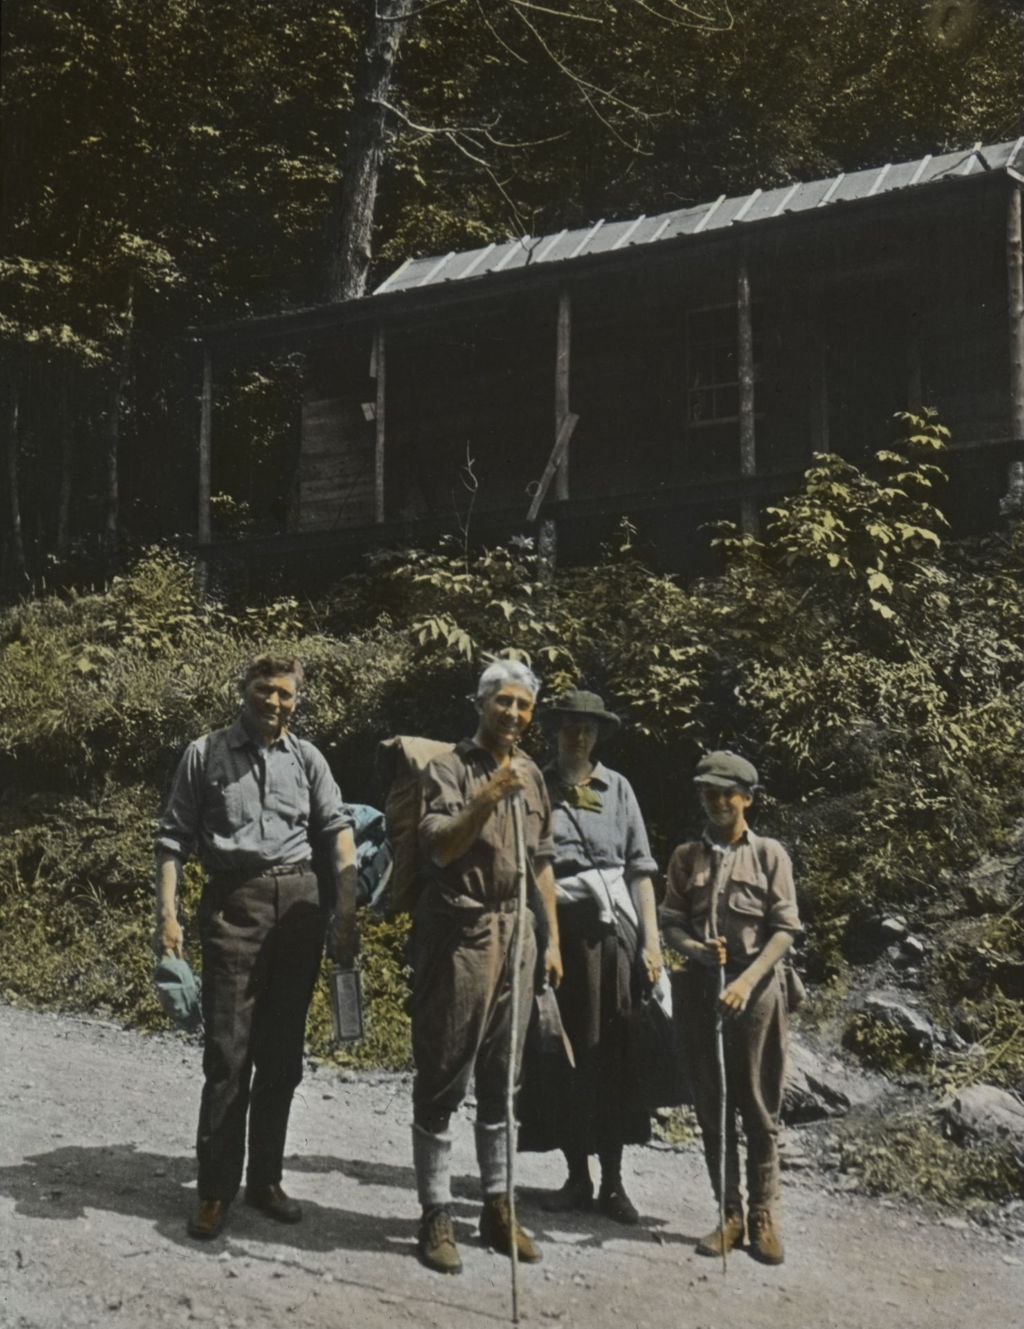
[{"xmin": 660, "ymin": 751, "xmax": 801, "ymax": 1265}]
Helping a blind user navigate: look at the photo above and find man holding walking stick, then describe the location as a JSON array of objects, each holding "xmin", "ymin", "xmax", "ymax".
[{"xmin": 410, "ymin": 660, "xmax": 563, "ymax": 1276}]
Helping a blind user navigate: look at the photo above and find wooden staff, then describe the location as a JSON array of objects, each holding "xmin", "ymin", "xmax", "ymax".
[
  {"xmin": 506, "ymin": 792, "xmax": 530, "ymax": 1323},
  {"xmin": 711, "ymin": 863, "xmax": 728, "ymax": 1277}
]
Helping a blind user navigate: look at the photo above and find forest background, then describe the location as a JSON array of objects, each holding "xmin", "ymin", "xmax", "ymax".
[{"xmin": 1, "ymin": 0, "xmax": 1023, "ymax": 1207}]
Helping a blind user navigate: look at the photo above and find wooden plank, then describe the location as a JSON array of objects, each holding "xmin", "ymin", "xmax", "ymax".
[
  {"xmin": 374, "ymin": 326, "xmax": 386, "ymax": 523},
  {"xmin": 197, "ymin": 346, "xmax": 212, "ymax": 546},
  {"xmin": 527, "ymin": 411, "xmax": 579, "ymax": 522},
  {"xmin": 555, "ymin": 288, "xmax": 571, "ymax": 501},
  {"xmin": 737, "ymin": 256, "xmax": 757, "ymax": 535}
]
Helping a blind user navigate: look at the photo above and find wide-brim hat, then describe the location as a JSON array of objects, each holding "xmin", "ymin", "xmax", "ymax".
[
  {"xmin": 693, "ymin": 749, "xmax": 759, "ymax": 790},
  {"xmin": 542, "ymin": 688, "xmax": 621, "ymax": 736}
]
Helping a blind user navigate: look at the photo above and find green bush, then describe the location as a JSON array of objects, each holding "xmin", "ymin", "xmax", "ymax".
[
  {"xmin": 1, "ymin": 412, "xmax": 1021, "ymax": 1059},
  {"xmin": 836, "ymin": 1115, "xmax": 1022, "ymax": 1209}
]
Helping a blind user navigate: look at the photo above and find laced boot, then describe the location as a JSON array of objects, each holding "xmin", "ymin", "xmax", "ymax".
[
  {"xmin": 418, "ymin": 1205, "xmax": 463, "ymax": 1275},
  {"xmin": 748, "ymin": 1206, "xmax": 785, "ymax": 1265},
  {"xmin": 480, "ymin": 1194, "xmax": 542, "ymax": 1263},
  {"xmin": 696, "ymin": 1208, "xmax": 745, "ymax": 1257}
]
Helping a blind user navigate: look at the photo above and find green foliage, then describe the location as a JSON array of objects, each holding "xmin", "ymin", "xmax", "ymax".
[
  {"xmin": 843, "ymin": 1013, "xmax": 931, "ymax": 1074},
  {"xmin": 0, "ymin": 421, "xmax": 1021, "ymax": 1060},
  {"xmin": 305, "ymin": 913, "xmax": 413, "ymax": 1071},
  {"xmin": 836, "ymin": 1116, "xmax": 1022, "ymax": 1209}
]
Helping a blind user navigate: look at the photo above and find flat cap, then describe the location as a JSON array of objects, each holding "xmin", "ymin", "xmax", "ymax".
[
  {"xmin": 693, "ymin": 750, "xmax": 759, "ymax": 790},
  {"xmin": 153, "ymin": 954, "xmax": 202, "ymax": 1030}
]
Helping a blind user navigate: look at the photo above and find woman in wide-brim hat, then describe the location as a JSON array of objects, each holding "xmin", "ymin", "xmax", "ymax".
[{"xmin": 518, "ymin": 689, "xmax": 663, "ymax": 1224}]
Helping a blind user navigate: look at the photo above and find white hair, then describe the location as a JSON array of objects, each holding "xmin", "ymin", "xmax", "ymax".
[{"xmin": 475, "ymin": 659, "xmax": 541, "ymax": 703}]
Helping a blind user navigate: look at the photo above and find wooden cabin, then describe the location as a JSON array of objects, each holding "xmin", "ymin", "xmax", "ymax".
[{"xmin": 197, "ymin": 138, "xmax": 1024, "ymax": 577}]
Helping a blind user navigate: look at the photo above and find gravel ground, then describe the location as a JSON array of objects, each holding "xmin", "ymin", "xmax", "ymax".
[{"xmin": 0, "ymin": 1003, "xmax": 1021, "ymax": 1329}]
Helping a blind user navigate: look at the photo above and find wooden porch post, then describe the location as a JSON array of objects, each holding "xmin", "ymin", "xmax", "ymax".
[
  {"xmin": 808, "ymin": 279, "xmax": 830, "ymax": 454},
  {"xmin": 1009, "ymin": 184, "xmax": 1024, "ymax": 445},
  {"xmin": 198, "ymin": 344, "xmax": 212, "ymax": 546},
  {"xmin": 373, "ymin": 326, "xmax": 387, "ymax": 524},
  {"xmin": 737, "ymin": 256, "xmax": 758, "ymax": 535},
  {"xmin": 555, "ymin": 288, "xmax": 571, "ymax": 502},
  {"xmin": 1003, "ymin": 182, "xmax": 1024, "ymax": 519}
]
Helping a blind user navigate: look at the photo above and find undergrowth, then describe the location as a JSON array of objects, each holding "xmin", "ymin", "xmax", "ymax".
[{"xmin": 836, "ymin": 1115, "xmax": 1022, "ymax": 1209}]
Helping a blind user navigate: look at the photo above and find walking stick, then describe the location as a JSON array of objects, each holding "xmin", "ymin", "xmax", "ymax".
[
  {"xmin": 506, "ymin": 790, "xmax": 529, "ymax": 1324},
  {"xmin": 711, "ymin": 863, "xmax": 728, "ymax": 1278},
  {"xmin": 715, "ymin": 963, "xmax": 728, "ymax": 1277}
]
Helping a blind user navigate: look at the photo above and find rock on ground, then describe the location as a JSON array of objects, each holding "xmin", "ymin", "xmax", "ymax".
[{"xmin": 942, "ymin": 1084, "xmax": 1024, "ymax": 1160}]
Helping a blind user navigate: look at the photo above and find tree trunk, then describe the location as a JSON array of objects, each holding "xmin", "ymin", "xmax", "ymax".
[
  {"xmin": 4, "ymin": 369, "xmax": 27, "ymax": 582},
  {"xmin": 56, "ymin": 364, "xmax": 74, "ymax": 560},
  {"xmin": 326, "ymin": 0, "xmax": 415, "ymax": 302}
]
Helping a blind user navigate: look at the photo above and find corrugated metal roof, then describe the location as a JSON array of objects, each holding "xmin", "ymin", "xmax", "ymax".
[{"xmin": 374, "ymin": 138, "xmax": 1024, "ymax": 295}]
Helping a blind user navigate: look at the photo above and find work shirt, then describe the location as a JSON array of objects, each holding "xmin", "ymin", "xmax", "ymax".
[
  {"xmin": 545, "ymin": 762, "xmax": 658, "ymax": 879},
  {"xmin": 419, "ymin": 739, "xmax": 555, "ymax": 907},
  {"xmin": 660, "ymin": 828, "xmax": 801, "ymax": 969},
  {"xmin": 156, "ymin": 718, "xmax": 351, "ymax": 877}
]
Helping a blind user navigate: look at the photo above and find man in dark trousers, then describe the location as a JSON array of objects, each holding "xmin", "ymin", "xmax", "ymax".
[
  {"xmin": 411, "ymin": 660, "xmax": 563, "ymax": 1275},
  {"xmin": 154, "ymin": 652, "xmax": 357, "ymax": 1240}
]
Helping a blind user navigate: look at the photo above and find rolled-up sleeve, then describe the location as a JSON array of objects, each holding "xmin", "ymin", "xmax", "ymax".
[
  {"xmin": 659, "ymin": 844, "xmax": 699, "ymax": 940},
  {"xmin": 419, "ymin": 759, "xmax": 464, "ymax": 863},
  {"xmin": 531, "ymin": 774, "xmax": 555, "ymax": 865},
  {"xmin": 155, "ymin": 741, "xmax": 204, "ymax": 861},
  {"xmin": 763, "ymin": 840, "xmax": 802, "ymax": 936},
  {"xmin": 302, "ymin": 743, "xmax": 353, "ymax": 841},
  {"xmin": 621, "ymin": 778, "xmax": 657, "ymax": 878}
]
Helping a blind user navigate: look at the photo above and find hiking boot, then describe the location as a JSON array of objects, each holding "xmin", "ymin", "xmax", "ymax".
[
  {"xmin": 541, "ymin": 1176, "xmax": 594, "ymax": 1213},
  {"xmin": 480, "ymin": 1194, "xmax": 542, "ymax": 1263},
  {"xmin": 695, "ymin": 1209, "xmax": 744, "ymax": 1257},
  {"xmin": 597, "ymin": 1184, "xmax": 640, "ymax": 1226},
  {"xmin": 748, "ymin": 1207, "xmax": 785, "ymax": 1265},
  {"xmin": 418, "ymin": 1205, "xmax": 463, "ymax": 1275},
  {"xmin": 187, "ymin": 1198, "xmax": 229, "ymax": 1240}
]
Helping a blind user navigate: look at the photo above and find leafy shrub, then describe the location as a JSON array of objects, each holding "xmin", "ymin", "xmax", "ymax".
[
  {"xmin": 843, "ymin": 1012, "xmax": 931, "ymax": 1074},
  {"xmin": 1, "ymin": 411, "xmax": 1021, "ymax": 1058},
  {"xmin": 836, "ymin": 1115, "xmax": 1022, "ymax": 1209}
]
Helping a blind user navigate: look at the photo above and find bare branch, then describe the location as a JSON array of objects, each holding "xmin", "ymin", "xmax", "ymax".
[
  {"xmin": 508, "ymin": 2, "xmax": 652, "ymax": 121},
  {"xmin": 507, "ymin": 0, "xmax": 603, "ymax": 21},
  {"xmin": 629, "ymin": 0, "xmax": 734, "ymax": 28},
  {"xmin": 474, "ymin": 0, "xmax": 531, "ymax": 65},
  {"xmin": 373, "ymin": 97, "xmax": 568, "ymax": 151}
]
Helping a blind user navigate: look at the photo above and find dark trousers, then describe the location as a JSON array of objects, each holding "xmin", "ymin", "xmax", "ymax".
[
  {"xmin": 410, "ymin": 894, "xmax": 537, "ymax": 1128},
  {"xmin": 196, "ymin": 867, "xmax": 324, "ymax": 1201},
  {"xmin": 679, "ymin": 965, "xmax": 787, "ymax": 1211}
]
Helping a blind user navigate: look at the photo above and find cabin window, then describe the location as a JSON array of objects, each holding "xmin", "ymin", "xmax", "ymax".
[{"xmin": 685, "ymin": 303, "xmax": 764, "ymax": 427}]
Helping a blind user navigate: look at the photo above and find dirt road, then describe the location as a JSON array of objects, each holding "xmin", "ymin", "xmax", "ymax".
[{"xmin": 0, "ymin": 1004, "xmax": 1020, "ymax": 1329}]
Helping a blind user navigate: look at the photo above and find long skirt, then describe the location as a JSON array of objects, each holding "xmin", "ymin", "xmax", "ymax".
[{"xmin": 518, "ymin": 896, "xmax": 652, "ymax": 1155}]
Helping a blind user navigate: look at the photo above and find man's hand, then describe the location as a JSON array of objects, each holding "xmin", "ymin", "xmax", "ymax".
[
  {"xmin": 719, "ymin": 973, "xmax": 753, "ymax": 1016},
  {"xmin": 544, "ymin": 941, "xmax": 563, "ymax": 989},
  {"xmin": 154, "ymin": 913, "xmax": 184, "ymax": 959},
  {"xmin": 695, "ymin": 936, "xmax": 728, "ymax": 969},
  {"xmin": 476, "ymin": 764, "xmax": 527, "ymax": 812}
]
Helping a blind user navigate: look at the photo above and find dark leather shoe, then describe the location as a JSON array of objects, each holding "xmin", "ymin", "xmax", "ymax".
[
  {"xmin": 244, "ymin": 1183, "xmax": 303, "ymax": 1224},
  {"xmin": 188, "ymin": 1198, "xmax": 229, "ymax": 1240},
  {"xmin": 597, "ymin": 1184, "xmax": 640, "ymax": 1225},
  {"xmin": 541, "ymin": 1176, "xmax": 594, "ymax": 1213}
]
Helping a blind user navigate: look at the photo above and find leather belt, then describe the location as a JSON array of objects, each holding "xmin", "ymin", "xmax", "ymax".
[{"xmin": 211, "ymin": 859, "xmax": 313, "ymax": 887}]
